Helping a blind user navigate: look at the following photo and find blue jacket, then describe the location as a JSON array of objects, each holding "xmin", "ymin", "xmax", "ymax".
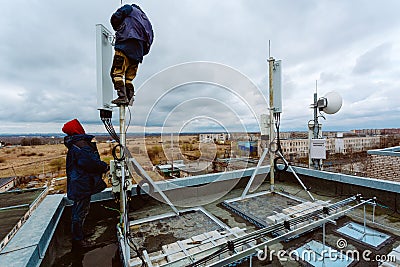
[
  {"xmin": 64, "ymin": 134, "xmax": 108, "ymax": 201},
  {"xmin": 111, "ymin": 4, "xmax": 154, "ymax": 56}
]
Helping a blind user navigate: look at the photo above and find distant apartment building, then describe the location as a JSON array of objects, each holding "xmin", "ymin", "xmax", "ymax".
[
  {"xmin": 230, "ymin": 133, "xmax": 257, "ymax": 141},
  {"xmin": 280, "ymin": 139, "xmax": 309, "ymax": 157},
  {"xmin": 199, "ymin": 133, "xmax": 230, "ymax": 143},
  {"xmin": 277, "ymin": 135, "xmax": 381, "ymax": 158},
  {"xmin": 352, "ymin": 128, "xmax": 400, "ymax": 135},
  {"xmin": 207, "ymin": 129, "xmax": 393, "ymax": 158},
  {"xmin": 334, "ymin": 136, "xmax": 381, "ymax": 153},
  {"xmin": 382, "ymin": 128, "xmax": 400, "ymax": 135}
]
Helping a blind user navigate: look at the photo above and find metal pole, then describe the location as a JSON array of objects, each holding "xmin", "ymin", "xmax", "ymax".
[
  {"xmin": 119, "ymin": 105, "xmax": 126, "ymax": 221},
  {"xmin": 119, "ymin": 105, "xmax": 129, "ymax": 259},
  {"xmin": 363, "ymin": 204, "xmax": 366, "ymax": 234},
  {"xmin": 312, "ymin": 92, "xmax": 320, "ymax": 170},
  {"xmin": 322, "ymin": 222, "xmax": 326, "ymax": 265},
  {"xmin": 171, "ymin": 133, "xmax": 174, "ymax": 175},
  {"xmin": 241, "ymin": 148, "xmax": 269, "ymax": 199},
  {"xmin": 127, "ymin": 158, "xmax": 180, "ymax": 215},
  {"xmin": 268, "ymin": 57, "xmax": 275, "ymax": 192},
  {"xmin": 372, "ymin": 199, "xmax": 376, "ymax": 223},
  {"xmin": 277, "ymin": 151, "xmax": 315, "ymax": 201}
]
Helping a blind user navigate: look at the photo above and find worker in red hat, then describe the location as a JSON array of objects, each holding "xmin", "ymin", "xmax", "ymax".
[{"xmin": 62, "ymin": 119, "xmax": 109, "ymax": 250}]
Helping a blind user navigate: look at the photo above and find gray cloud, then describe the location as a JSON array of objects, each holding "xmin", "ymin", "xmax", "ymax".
[
  {"xmin": 0, "ymin": 0, "xmax": 399, "ymax": 133},
  {"xmin": 352, "ymin": 43, "xmax": 392, "ymax": 75}
]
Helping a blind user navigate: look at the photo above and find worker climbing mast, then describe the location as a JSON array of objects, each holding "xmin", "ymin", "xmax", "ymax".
[
  {"xmin": 109, "ymin": 3, "xmax": 153, "ymax": 106},
  {"xmin": 95, "ymin": 3, "xmax": 154, "ymax": 265},
  {"xmin": 96, "ymin": 3, "xmax": 186, "ymax": 265}
]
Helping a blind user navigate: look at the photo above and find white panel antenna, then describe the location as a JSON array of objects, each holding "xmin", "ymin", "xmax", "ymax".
[
  {"xmin": 272, "ymin": 60, "xmax": 282, "ymax": 113},
  {"xmin": 96, "ymin": 24, "xmax": 114, "ymax": 111}
]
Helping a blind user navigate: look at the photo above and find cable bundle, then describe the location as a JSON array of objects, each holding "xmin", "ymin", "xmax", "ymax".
[{"xmin": 100, "ymin": 109, "xmax": 120, "ymax": 143}]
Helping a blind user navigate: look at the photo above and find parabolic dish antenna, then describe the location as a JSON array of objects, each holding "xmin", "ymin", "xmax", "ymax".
[{"xmin": 322, "ymin": 91, "xmax": 342, "ymax": 114}]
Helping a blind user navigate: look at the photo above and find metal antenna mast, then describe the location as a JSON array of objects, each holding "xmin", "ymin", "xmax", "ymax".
[
  {"xmin": 312, "ymin": 80, "xmax": 321, "ymax": 170},
  {"xmin": 268, "ymin": 55, "xmax": 275, "ymax": 192},
  {"xmin": 119, "ymin": 105, "xmax": 129, "ymax": 257},
  {"xmin": 308, "ymin": 81, "xmax": 342, "ymax": 170},
  {"xmin": 240, "ymin": 43, "xmax": 315, "ymax": 201}
]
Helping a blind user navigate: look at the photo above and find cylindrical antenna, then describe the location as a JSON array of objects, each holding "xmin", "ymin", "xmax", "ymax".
[{"xmin": 268, "ymin": 40, "xmax": 271, "ymax": 58}]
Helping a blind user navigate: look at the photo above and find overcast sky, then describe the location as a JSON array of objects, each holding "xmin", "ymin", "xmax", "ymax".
[{"xmin": 0, "ymin": 0, "xmax": 399, "ymax": 134}]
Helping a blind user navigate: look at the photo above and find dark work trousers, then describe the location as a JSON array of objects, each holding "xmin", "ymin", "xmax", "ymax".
[
  {"xmin": 110, "ymin": 50, "xmax": 139, "ymax": 95},
  {"xmin": 71, "ymin": 196, "xmax": 91, "ymax": 241}
]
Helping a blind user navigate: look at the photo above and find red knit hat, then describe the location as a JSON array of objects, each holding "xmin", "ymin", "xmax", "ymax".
[{"xmin": 62, "ymin": 119, "xmax": 85, "ymax": 136}]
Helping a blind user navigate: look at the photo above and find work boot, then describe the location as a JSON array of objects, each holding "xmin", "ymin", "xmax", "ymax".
[
  {"xmin": 111, "ymin": 95, "xmax": 128, "ymax": 105},
  {"xmin": 126, "ymin": 83, "xmax": 135, "ymax": 105},
  {"xmin": 111, "ymin": 81, "xmax": 128, "ymax": 105}
]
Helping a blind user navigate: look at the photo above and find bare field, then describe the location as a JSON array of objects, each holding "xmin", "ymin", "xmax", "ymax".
[
  {"xmin": 0, "ymin": 144, "xmax": 67, "ymax": 178},
  {"xmin": 0, "ymin": 135, "xmax": 232, "ymax": 191}
]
